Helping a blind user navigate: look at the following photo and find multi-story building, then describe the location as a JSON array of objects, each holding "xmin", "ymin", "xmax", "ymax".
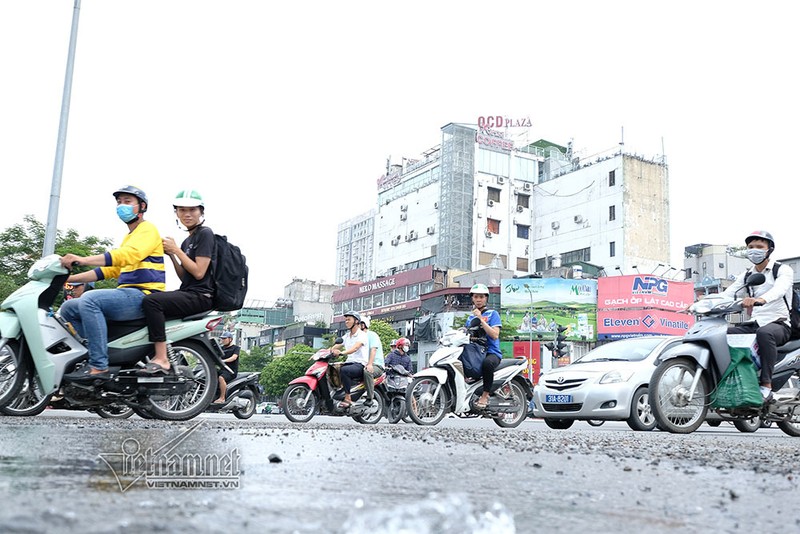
[
  {"xmin": 335, "ymin": 209, "xmax": 376, "ymax": 285},
  {"xmin": 336, "ymin": 122, "xmax": 670, "ymax": 284}
]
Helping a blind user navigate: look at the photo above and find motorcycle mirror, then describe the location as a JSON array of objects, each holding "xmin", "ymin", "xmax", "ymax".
[
  {"xmin": 746, "ymin": 273, "xmax": 766, "ymax": 287},
  {"xmin": 334, "ymin": 337, "xmax": 344, "ymax": 344}
]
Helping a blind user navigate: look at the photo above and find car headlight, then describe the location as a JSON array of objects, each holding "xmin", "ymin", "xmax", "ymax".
[{"xmin": 599, "ymin": 370, "xmax": 634, "ymax": 384}]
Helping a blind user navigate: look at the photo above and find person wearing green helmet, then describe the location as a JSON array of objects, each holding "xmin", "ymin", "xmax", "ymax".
[
  {"xmin": 468, "ymin": 283, "xmax": 502, "ymax": 410},
  {"xmin": 138, "ymin": 189, "xmax": 216, "ymax": 375},
  {"xmin": 59, "ymin": 185, "xmax": 166, "ymax": 382}
]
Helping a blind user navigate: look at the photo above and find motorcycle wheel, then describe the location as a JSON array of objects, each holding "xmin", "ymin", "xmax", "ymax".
[
  {"xmin": 282, "ymin": 383, "xmax": 317, "ymax": 423},
  {"xmin": 650, "ymin": 357, "xmax": 710, "ymax": 434},
  {"xmin": 0, "ymin": 340, "xmax": 29, "ymax": 409},
  {"xmin": 95, "ymin": 402, "xmax": 135, "ymax": 419},
  {"xmin": 233, "ymin": 389, "xmax": 256, "ymax": 420},
  {"xmin": 387, "ymin": 396, "xmax": 405, "ymax": 424},
  {"xmin": 777, "ymin": 411, "xmax": 800, "ymax": 437},
  {"xmin": 493, "ymin": 381, "xmax": 528, "ymax": 428},
  {"xmin": 146, "ymin": 340, "xmax": 218, "ymax": 421},
  {"xmin": 353, "ymin": 393, "xmax": 385, "ymax": 425},
  {"xmin": 733, "ymin": 415, "xmax": 761, "ymax": 433},
  {"xmin": 626, "ymin": 387, "xmax": 657, "ymax": 431},
  {"xmin": 406, "ymin": 377, "xmax": 448, "ymax": 426},
  {"xmin": 0, "ymin": 369, "xmax": 51, "ymax": 417},
  {"xmin": 544, "ymin": 418, "xmax": 574, "ymax": 429},
  {"xmin": 587, "ymin": 420, "xmax": 605, "ymax": 427}
]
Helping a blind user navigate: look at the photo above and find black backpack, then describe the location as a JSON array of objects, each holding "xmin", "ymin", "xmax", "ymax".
[
  {"xmin": 747, "ymin": 262, "xmax": 800, "ymax": 340},
  {"xmin": 211, "ymin": 234, "xmax": 248, "ymax": 312}
]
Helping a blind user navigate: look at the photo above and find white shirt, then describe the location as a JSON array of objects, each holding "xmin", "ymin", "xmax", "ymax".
[
  {"xmin": 342, "ymin": 329, "xmax": 369, "ymax": 365},
  {"xmin": 367, "ymin": 330, "xmax": 384, "ymax": 367},
  {"xmin": 722, "ymin": 259, "xmax": 794, "ymax": 327}
]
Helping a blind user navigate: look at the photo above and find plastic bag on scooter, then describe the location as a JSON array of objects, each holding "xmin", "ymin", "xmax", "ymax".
[
  {"xmin": 710, "ymin": 346, "xmax": 763, "ymax": 408},
  {"xmin": 459, "ymin": 343, "xmax": 485, "ymax": 380}
]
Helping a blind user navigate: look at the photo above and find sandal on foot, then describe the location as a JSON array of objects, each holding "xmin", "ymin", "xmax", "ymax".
[
  {"xmin": 136, "ymin": 362, "xmax": 172, "ymax": 376},
  {"xmin": 474, "ymin": 399, "xmax": 488, "ymax": 410},
  {"xmin": 338, "ymin": 401, "xmax": 352, "ymax": 409}
]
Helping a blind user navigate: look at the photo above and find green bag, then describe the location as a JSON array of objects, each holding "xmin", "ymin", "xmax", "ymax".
[{"xmin": 710, "ymin": 346, "xmax": 762, "ymax": 408}]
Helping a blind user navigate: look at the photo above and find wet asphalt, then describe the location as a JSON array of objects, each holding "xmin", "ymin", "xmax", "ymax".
[{"xmin": 0, "ymin": 412, "xmax": 799, "ymax": 533}]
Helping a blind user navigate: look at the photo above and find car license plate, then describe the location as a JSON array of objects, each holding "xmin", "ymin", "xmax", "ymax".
[{"xmin": 546, "ymin": 394, "xmax": 572, "ymax": 403}]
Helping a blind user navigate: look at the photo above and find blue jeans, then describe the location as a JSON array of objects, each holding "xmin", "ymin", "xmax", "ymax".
[{"xmin": 59, "ymin": 288, "xmax": 147, "ymax": 371}]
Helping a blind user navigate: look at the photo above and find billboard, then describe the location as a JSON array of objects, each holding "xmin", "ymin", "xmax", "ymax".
[
  {"xmin": 501, "ymin": 278, "xmax": 598, "ymax": 342},
  {"xmin": 597, "ymin": 275, "xmax": 695, "ymax": 339}
]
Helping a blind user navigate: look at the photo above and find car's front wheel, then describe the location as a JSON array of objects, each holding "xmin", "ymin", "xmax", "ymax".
[{"xmin": 626, "ymin": 387, "xmax": 657, "ymax": 431}]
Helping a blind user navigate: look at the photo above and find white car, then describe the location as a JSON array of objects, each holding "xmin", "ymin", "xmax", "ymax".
[{"xmin": 532, "ymin": 336, "xmax": 683, "ymax": 431}]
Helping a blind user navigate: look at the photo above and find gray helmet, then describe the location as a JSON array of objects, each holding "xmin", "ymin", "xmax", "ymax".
[
  {"xmin": 343, "ymin": 310, "xmax": 362, "ymax": 323},
  {"xmin": 113, "ymin": 185, "xmax": 148, "ymax": 210},
  {"xmin": 745, "ymin": 230, "xmax": 774, "ymax": 250}
]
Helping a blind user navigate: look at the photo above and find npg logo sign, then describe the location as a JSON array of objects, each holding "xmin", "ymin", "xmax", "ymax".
[{"xmin": 631, "ymin": 276, "xmax": 669, "ymax": 296}]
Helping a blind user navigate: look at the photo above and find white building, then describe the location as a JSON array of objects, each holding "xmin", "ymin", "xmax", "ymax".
[{"xmin": 336, "ymin": 122, "xmax": 671, "ymax": 281}]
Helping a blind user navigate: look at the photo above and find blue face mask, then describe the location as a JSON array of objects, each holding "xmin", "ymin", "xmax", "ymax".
[
  {"xmin": 745, "ymin": 248, "xmax": 768, "ymax": 265},
  {"xmin": 116, "ymin": 204, "xmax": 137, "ymax": 223}
]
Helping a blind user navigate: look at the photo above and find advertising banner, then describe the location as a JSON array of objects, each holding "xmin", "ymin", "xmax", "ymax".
[
  {"xmin": 597, "ymin": 309, "xmax": 693, "ymax": 339},
  {"xmin": 597, "ymin": 275, "xmax": 696, "ymax": 339},
  {"xmin": 501, "ymin": 278, "xmax": 597, "ymax": 342},
  {"xmin": 597, "ymin": 275, "xmax": 694, "ymax": 312}
]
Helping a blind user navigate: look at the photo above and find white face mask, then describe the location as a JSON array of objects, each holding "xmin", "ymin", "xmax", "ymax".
[{"xmin": 745, "ymin": 248, "xmax": 768, "ymax": 265}]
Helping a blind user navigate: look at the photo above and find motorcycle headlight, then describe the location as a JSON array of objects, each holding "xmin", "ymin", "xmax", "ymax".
[{"xmin": 599, "ymin": 370, "xmax": 634, "ymax": 384}]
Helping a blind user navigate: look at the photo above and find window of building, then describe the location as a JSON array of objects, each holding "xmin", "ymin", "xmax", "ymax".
[
  {"xmin": 383, "ymin": 290, "xmax": 394, "ymax": 305},
  {"xmin": 487, "ymin": 218, "xmax": 500, "ymax": 234},
  {"xmin": 394, "ymin": 286, "xmax": 407, "ymax": 303},
  {"xmin": 373, "ymin": 292, "xmax": 383, "ymax": 307},
  {"xmin": 479, "ymin": 251, "xmax": 507, "ymax": 267},
  {"xmin": 609, "ymin": 170, "xmax": 616, "ymax": 186},
  {"xmin": 610, "ymin": 241, "xmax": 616, "ymax": 257},
  {"xmin": 516, "ymin": 257, "xmax": 528, "ymax": 271},
  {"xmin": 516, "ymin": 224, "xmax": 530, "ymax": 239},
  {"xmin": 362, "ymin": 294, "xmax": 372, "ymax": 310},
  {"xmin": 487, "ymin": 187, "xmax": 501, "ymax": 203},
  {"xmin": 609, "ymin": 205, "xmax": 616, "ymax": 221},
  {"xmin": 535, "ymin": 257, "xmax": 547, "ymax": 272},
  {"xmin": 562, "ymin": 247, "xmax": 591, "ymax": 264},
  {"xmin": 407, "ymin": 284, "xmax": 420, "ymax": 300},
  {"xmin": 517, "ymin": 194, "xmax": 530, "ymax": 209}
]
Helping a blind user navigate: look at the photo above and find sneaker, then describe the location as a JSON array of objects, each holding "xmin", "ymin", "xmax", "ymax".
[{"xmin": 760, "ymin": 386, "xmax": 774, "ymax": 403}]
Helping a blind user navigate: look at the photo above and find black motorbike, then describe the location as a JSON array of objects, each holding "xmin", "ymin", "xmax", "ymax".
[
  {"xmin": 206, "ymin": 372, "xmax": 261, "ymax": 419},
  {"xmin": 385, "ymin": 364, "xmax": 413, "ymax": 424}
]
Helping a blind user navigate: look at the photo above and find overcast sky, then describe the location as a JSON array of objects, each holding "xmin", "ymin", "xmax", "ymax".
[{"xmin": 1, "ymin": 1, "xmax": 798, "ymax": 302}]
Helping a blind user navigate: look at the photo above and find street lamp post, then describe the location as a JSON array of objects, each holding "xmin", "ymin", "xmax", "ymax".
[{"xmin": 43, "ymin": 0, "xmax": 82, "ymax": 256}]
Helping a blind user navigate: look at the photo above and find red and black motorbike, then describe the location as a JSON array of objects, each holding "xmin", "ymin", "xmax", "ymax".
[{"xmin": 281, "ymin": 344, "xmax": 386, "ymax": 424}]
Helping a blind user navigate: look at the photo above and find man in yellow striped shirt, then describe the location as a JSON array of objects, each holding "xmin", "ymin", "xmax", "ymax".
[{"xmin": 59, "ymin": 185, "xmax": 166, "ymax": 382}]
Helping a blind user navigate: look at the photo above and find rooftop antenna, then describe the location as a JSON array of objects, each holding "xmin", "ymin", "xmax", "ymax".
[{"xmin": 618, "ymin": 126, "xmax": 624, "ymax": 154}]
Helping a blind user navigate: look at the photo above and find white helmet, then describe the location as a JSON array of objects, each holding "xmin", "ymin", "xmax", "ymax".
[{"xmin": 469, "ymin": 283, "xmax": 490, "ymax": 296}]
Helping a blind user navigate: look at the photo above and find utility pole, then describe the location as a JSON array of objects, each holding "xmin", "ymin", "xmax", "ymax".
[{"xmin": 43, "ymin": 0, "xmax": 82, "ymax": 256}]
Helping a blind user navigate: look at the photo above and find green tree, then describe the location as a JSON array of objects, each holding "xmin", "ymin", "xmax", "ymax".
[
  {"xmin": 0, "ymin": 215, "xmax": 114, "ymax": 301},
  {"xmin": 238, "ymin": 344, "xmax": 274, "ymax": 372},
  {"xmin": 259, "ymin": 344, "xmax": 315, "ymax": 396},
  {"xmin": 369, "ymin": 319, "xmax": 399, "ymax": 355}
]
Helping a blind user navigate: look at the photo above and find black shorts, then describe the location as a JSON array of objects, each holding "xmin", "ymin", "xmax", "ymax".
[{"xmin": 220, "ymin": 369, "xmax": 236, "ymax": 383}]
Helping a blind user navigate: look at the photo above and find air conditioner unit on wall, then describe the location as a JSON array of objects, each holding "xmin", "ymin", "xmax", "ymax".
[
  {"xmin": 487, "ymin": 199, "xmax": 495, "ymax": 207},
  {"xmin": 400, "ymin": 204, "xmax": 408, "ymax": 212},
  {"xmin": 391, "ymin": 238, "xmax": 399, "ymax": 246},
  {"xmin": 497, "ymin": 176, "xmax": 505, "ymax": 185},
  {"xmin": 427, "ymin": 226, "xmax": 435, "ymax": 235},
  {"xmin": 516, "ymin": 205, "xmax": 524, "ymax": 213},
  {"xmin": 400, "ymin": 213, "xmax": 407, "ymax": 221},
  {"xmin": 523, "ymin": 183, "xmax": 532, "ymax": 191},
  {"xmin": 574, "ymin": 215, "xmax": 584, "ymax": 224},
  {"xmin": 485, "ymin": 229, "xmax": 492, "ymax": 238},
  {"xmin": 551, "ymin": 221, "xmax": 560, "ymax": 230}
]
